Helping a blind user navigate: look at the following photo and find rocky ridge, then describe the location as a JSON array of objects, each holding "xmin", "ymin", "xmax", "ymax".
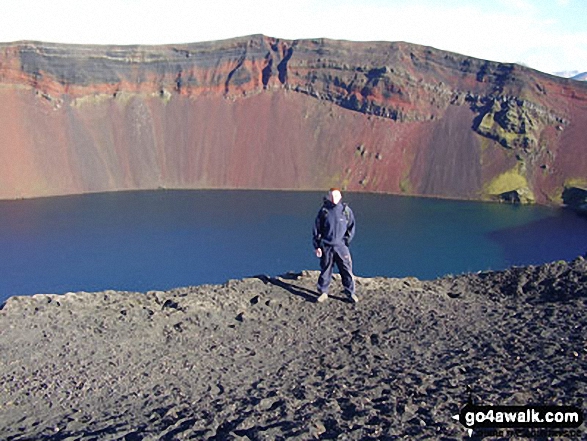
[{"xmin": 0, "ymin": 35, "xmax": 586, "ymax": 205}]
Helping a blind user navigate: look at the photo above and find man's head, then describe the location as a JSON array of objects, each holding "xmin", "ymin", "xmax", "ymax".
[{"xmin": 328, "ymin": 188, "xmax": 342, "ymax": 205}]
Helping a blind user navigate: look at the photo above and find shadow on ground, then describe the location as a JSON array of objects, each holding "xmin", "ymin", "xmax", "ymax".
[{"xmin": 255, "ymin": 273, "xmax": 351, "ymax": 303}]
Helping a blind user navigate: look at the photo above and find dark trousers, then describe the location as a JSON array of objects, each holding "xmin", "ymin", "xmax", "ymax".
[{"xmin": 317, "ymin": 244, "xmax": 355, "ymax": 295}]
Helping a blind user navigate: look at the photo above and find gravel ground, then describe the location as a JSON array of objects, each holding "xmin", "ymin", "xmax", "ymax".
[{"xmin": 0, "ymin": 257, "xmax": 586, "ymax": 440}]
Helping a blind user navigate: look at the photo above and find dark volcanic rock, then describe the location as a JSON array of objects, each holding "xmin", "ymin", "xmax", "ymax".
[
  {"xmin": 0, "ymin": 258, "xmax": 586, "ymax": 439},
  {"xmin": 0, "ymin": 35, "xmax": 586, "ymax": 204},
  {"xmin": 563, "ymin": 186, "xmax": 587, "ymax": 214}
]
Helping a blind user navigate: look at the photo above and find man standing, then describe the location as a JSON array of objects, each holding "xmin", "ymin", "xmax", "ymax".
[{"xmin": 313, "ymin": 188, "xmax": 358, "ymax": 303}]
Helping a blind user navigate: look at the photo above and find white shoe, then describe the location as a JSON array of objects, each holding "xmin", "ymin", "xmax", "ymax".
[
  {"xmin": 350, "ymin": 293, "xmax": 359, "ymax": 303},
  {"xmin": 317, "ymin": 292, "xmax": 329, "ymax": 303}
]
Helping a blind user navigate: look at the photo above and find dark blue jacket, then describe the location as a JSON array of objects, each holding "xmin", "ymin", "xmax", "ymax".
[{"xmin": 313, "ymin": 199, "xmax": 355, "ymax": 249}]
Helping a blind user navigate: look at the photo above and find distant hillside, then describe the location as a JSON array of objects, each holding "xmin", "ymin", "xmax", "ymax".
[
  {"xmin": 0, "ymin": 35, "xmax": 586, "ymax": 205},
  {"xmin": 572, "ymin": 72, "xmax": 587, "ymax": 81},
  {"xmin": 554, "ymin": 70, "xmax": 579, "ymax": 78}
]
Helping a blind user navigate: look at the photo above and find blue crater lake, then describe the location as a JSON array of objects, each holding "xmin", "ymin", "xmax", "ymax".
[{"xmin": 0, "ymin": 190, "xmax": 586, "ymax": 303}]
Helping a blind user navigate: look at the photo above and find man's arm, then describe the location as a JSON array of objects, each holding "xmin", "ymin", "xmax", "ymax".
[
  {"xmin": 344, "ymin": 207, "xmax": 356, "ymax": 245},
  {"xmin": 312, "ymin": 211, "xmax": 323, "ymax": 253}
]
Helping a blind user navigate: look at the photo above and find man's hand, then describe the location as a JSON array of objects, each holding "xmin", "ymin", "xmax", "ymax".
[{"xmin": 315, "ymin": 248, "xmax": 323, "ymax": 258}]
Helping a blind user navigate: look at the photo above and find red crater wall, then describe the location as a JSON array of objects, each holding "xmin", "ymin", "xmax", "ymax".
[{"xmin": 0, "ymin": 35, "xmax": 586, "ymax": 204}]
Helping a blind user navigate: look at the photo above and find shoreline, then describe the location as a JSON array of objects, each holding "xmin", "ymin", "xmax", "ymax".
[{"xmin": 0, "ymin": 186, "xmax": 577, "ymax": 209}]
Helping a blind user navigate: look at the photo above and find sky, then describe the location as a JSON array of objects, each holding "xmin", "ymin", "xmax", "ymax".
[{"xmin": 1, "ymin": 0, "xmax": 585, "ymax": 76}]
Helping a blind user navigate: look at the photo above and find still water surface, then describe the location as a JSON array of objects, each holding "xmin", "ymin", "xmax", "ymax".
[{"xmin": 0, "ymin": 190, "xmax": 585, "ymax": 302}]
